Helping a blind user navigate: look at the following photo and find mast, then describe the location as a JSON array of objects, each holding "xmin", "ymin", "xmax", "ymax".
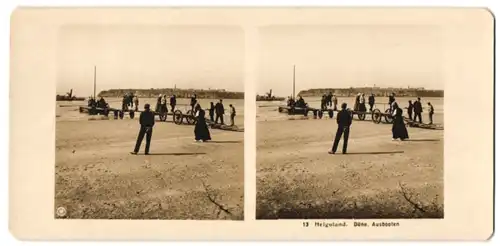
[
  {"xmin": 93, "ymin": 66, "xmax": 96, "ymax": 99},
  {"xmin": 293, "ymin": 65, "xmax": 296, "ymax": 100}
]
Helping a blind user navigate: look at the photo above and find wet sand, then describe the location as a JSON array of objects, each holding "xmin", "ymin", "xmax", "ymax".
[
  {"xmin": 256, "ymin": 112, "xmax": 444, "ymax": 219},
  {"xmin": 55, "ymin": 112, "xmax": 244, "ymax": 220}
]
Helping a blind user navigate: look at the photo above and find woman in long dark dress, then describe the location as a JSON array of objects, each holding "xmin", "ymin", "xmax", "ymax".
[
  {"xmin": 391, "ymin": 102, "xmax": 409, "ymax": 141},
  {"xmin": 194, "ymin": 104, "xmax": 212, "ymax": 142}
]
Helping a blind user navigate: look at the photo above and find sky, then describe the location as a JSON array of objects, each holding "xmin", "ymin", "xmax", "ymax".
[
  {"xmin": 257, "ymin": 25, "xmax": 444, "ymax": 97},
  {"xmin": 57, "ymin": 25, "xmax": 244, "ymax": 96}
]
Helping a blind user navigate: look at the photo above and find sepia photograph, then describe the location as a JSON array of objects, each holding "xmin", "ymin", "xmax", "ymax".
[
  {"xmin": 256, "ymin": 25, "xmax": 444, "ymax": 219},
  {"xmin": 55, "ymin": 25, "xmax": 245, "ymax": 220},
  {"xmin": 9, "ymin": 7, "xmax": 493, "ymax": 240}
]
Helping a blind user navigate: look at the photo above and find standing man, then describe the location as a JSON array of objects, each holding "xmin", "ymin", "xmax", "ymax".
[
  {"xmin": 131, "ymin": 104, "xmax": 155, "ymax": 155},
  {"xmin": 229, "ymin": 104, "xmax": 236, "ymax": 126},
  {"xmin": 407, "ymin": 100, "xmax": 414, "ymax": 120},
  {"xmin": 133, "ymin": 95, "xmax": 139, "ymax": 112},
  {"xmin": 368, "ymin": 93, "xmax": 375, "ymax": 112},
  {"xmin": 332, "ymin": 94, "xmax": 338, "ymax": 111},
  {"xmin": 215, "ymin": 99, "xmax": 225, "ymax": 125},
  {"xmin": 327, "ymin": 92, "xmax": 333, "ymax": 107},
  {"xmin": 329, "ymin": 103, "xmax": 352, "ymax": 155},
  {"xmin": 413, "ymin": 97, "xmax": 423, "ymax": 123},
  {"xmin": 321, "ymin": 94, "xmax": 327, "ymax": 110},
  {"xmin": 427, "ymin": 102, "xmax": 434, "ymax": 124},
  {"xmin": 170, "ymin": 94, "xmax": 177, "ymax": 112},
  {"xmin": 209, "ymin": 102, "xmax": 215, "ymax": 122},
  {"xmin": 121, "ymin": 95, "xmax": 129, "ymax": 111}
]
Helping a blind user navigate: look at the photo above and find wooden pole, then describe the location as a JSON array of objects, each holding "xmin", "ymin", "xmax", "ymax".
[{"xmin": 93, "ymin": 66, "xmax": 96, "ymax": 99}]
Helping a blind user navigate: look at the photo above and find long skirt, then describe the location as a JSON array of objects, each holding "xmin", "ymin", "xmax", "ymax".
[
  {"xmin": 392, "ymin": 120, "xmax": 409, "ymax": 140},
  {"xmin": 194, "ymin": 120, "xmax": 212, "ymax": 141}
]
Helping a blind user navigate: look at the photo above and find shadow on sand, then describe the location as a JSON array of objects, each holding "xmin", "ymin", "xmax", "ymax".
[
  {"xmin": 205, "ymin": 140, "xmax": 243, "ymax": 144},
  {"xmin": 138, "ymin": 153, "xmax": 207, "ymax": 156},
  {"xmin": 405, "ymin": 139, "xmax": 441, "ymax": 142},
  {"xmin": 343, "ymin": 151, "xmax": 405, "ymax": 155}
]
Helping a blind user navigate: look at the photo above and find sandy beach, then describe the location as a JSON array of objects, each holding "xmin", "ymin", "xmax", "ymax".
[
  {"xmin": 256, "ymin": 97, "xmax": 444, "ymax": 219},
  {"xmin": 55, "ymin": 98, "xmax": 244, "ymax": 220}
]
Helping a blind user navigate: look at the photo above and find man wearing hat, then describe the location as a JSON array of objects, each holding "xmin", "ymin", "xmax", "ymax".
[{"xmin": 131, "ymin": 103, "xmax": 155, "ymax": 155}]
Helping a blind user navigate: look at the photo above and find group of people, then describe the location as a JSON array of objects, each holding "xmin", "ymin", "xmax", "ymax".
[
  {"xmin": 131, "ymin": 95, "xmax": 237, "ymax": 155},
  {"xmin": 328, "ymin": 99, "xmax": 409, "ymax": 155},
  {"xmin": 122, "ymin": 93, "xmax": 139, "ymax": 111},
  {"xmin": 287, "ymin": 96, "xmax": 307, "ymax": 108},
  {"xmin": 406, "ymin": 98, "xmax": 434, "ymax": 125},
  {"xmin": 88, "ymin": 96, "xmax": 108, "ymax": 109},
  {"xmin": 155, "ymin": 94, "xmax": 177, "ymax": 114},
  {"xmin": 353, "ymin": 93, "xmax": 376, "ymax": 112},
  {"xmin": 321, "ymin": 92, "xmax": 339, "ymax": 110},
  {"xmin": 328, "ymin": 93, "xmax": 436, "ymax": 155}
]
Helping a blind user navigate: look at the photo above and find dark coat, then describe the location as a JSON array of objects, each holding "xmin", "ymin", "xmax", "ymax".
[
  {"xmin": 139, "ymin": 110, "xmax": 155, "ymax": 127},
  {"xmin": 336, "ymin": 109, "xmax": 352, "ymax": 128},
  {"xmin": 413, "ymin": 101, "xmax": 423, "ymax": 113},
  {"xmin": 408, "ymin": 102, "xmax": 414, "ymax": 114},
  {"xmin": 194, "ymin": 109, "xmax": 211, "ymax": 141},
  {"xmin": 368, "ymin": 95, "xmax": 375, "ymax": 105},
  {"xmin": 215, "ymin": 102, "xmax": 225, "ymax": 115},
  {"xmin": 209, "ymin": 104, "xmax": 215, "ymax": 116},
  {"xmin": 190, "ymin": 97, "xmax": 197, "ymax": 106},
  {"xmin": 392, "ymin": 108, "xmax": 409, "ymax": 140}
]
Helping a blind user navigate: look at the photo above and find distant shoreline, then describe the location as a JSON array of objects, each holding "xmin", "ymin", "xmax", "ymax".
[
  {"xmin": 97, "ymin": 88, "xmax": 244, "ymax": 99},
  {"xmin": 297, "ymin": 87, "xmax": 444, "ymax": 98}
]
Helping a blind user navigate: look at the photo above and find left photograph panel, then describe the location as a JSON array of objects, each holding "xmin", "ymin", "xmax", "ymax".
[{"xmin": 55, "ymin": 25, "xmax": 245, "ymax": 220}]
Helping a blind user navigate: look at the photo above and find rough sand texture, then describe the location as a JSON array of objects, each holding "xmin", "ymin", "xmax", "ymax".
[
  {"xmin": 56, "ymin": 118, "xmax": 244, "ymax": 220},
  {"xmin": 256, "ymin": 118, "xmax": 443, "ymax": 219}
]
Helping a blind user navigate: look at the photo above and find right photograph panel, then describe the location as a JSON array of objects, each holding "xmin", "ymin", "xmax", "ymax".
[{"xmin": 256, "ymin": 25, "xmax": 444, "ymax": 220}]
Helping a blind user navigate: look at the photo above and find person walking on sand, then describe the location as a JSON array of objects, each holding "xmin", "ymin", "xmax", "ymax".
[
  {"xmin": 413, "ymin": 97, "xmax": 423, "ymax": 123},
  {"xmin": 427, "ymin": 102, "xmax": 434, "ymax": 124},
  {"xmin": 194, "ymin": 104, "xmax": 211, "ymax": 142},
  {"xmin": 329, "ymin": 103, "xmax": 352, "ymax": 155},
  {"xmin": 407, "ymin": 100, "xmax": 414, "ymax": 120},
  {"xmin": 391, "ymin": 102, "xmax": 409, "ymax": 141},
  {"xmin": 215, "ymin": 99, "xmax": 225, "ymax": 125},
  {"xmin": 209, "ymin": 102, "xmax": 215, "ymax": 122},
  {"xmin": 229, "ymin": 104, "xmax": 236, "ymax": 126},
  {"xmin": 131, "ymin": 104, "xmax": 155, "ymax": 155}
]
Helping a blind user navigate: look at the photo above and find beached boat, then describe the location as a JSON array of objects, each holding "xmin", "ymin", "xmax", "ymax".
[
  {"xmin": 56, "ymin": 89, "xmax": 85, "ymax": 101},
  {"xmin": 256, "ymin": 89, "xmax": 285, "ymax": 101}
]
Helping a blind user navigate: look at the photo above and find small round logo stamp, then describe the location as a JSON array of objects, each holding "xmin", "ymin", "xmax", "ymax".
[{"xmin": 56, "ymin": 207, "xmax": 67, "ymax": 218}]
